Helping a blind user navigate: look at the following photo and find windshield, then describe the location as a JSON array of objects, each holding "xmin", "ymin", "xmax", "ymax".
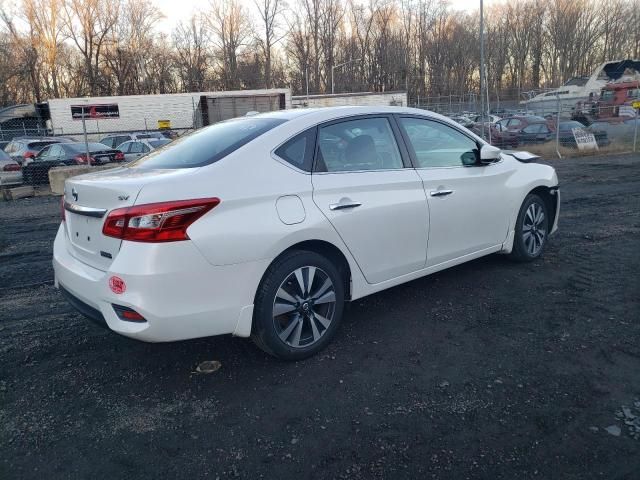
[
  {"xmin": 130, "ymin": 117, "xmax": 286, "ymax": 169},
  {"xmin": 560, "ymin": 122, "xmax": 585, "ymax": 131}
]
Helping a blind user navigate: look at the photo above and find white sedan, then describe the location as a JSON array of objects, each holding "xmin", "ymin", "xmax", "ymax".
[{"xmin": 53, "ymin": 106, "xmax": 560, "ymax": 360}]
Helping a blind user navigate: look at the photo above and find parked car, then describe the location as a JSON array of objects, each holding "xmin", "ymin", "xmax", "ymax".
[
  {"xmin": 118, "ymin": 138, "xmax": 172, "ymax": 162},
  {"xmin": 99, "ymin": 132, "xmax": 165, "ymax": 149},
  {"xmin": 55, "ymin": 106, "xmax": 560, "ymax": 360},
  {"xmin": 471, "ymin": 114, "xmax": 502, "ymax": 124},
  {"xmin": 22, "ymin": 143, "xmax": 125, "ymax": 185},
  {"xmin": 482, "ymin": 116, "xmax": 556, "ymax": 147},
  {"xmin": 557, "ymin": 121, "xmax": 610, "ymax": 148},
  {"xmin": 3, "ymin": 137, "xmax": 74, "ymax": 165},
  {"xmin": 0, "ymin": 148, "xmax": 22, "ymax": 186}
]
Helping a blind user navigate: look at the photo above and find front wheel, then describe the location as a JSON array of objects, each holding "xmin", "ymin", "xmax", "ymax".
[
  {"xmin": 508, "ymin": 193, "xmax": 549, "ymax": 262},
  {"xmin": 251, "ymin": 250, "xmax": 345, "ymax": 361}
]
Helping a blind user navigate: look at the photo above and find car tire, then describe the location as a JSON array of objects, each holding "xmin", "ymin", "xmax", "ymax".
[
  {"xmin": 251, "ymin": 250, "xmax": 345, "ymax": 361},
  {"xmin": 508, "ymin": 193, "xmax": 549, "ymax": 262}
]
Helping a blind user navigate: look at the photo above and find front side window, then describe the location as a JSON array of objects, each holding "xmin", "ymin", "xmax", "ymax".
[
  {"xmin": 100, "ymin": 137, "xmax": 114, "ymax": 148},
  {"xmin": 131, "ymin": 117, "xmax": 286, "ymax": 169},
  {"xmin": 399, "ymin": 117, "xmax": 478, "ymax": 168},
  {"xmin": 316, "ymin": 117, "xmax": 403, "ymax": 172},
  {"xmin": 274, "ymin": 128, "xmax": 316, "ymax": 171}
]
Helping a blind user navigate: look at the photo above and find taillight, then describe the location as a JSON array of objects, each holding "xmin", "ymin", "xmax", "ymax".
[
  {"xmin": 102, "ymin": 198, "xmax": 220, "ymax": 242},
  {"xmin": 23, "ymin": 151, "xmax": 35, "ymax": 159},
  {"xmin": 73, "ymin": 153, "xmax": 95, "ymax": 164},
  {"xmin": 3, "ymin": 163, "xmax": 20, "ymax": 171},
  {"xmin": 114, "ymin": 152, "xmax": 125, "ymax": 161}
]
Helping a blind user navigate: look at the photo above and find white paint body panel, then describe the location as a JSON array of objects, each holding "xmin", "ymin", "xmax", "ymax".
[
  {"xmin": 53, "ymin": 106, "xmax": 559, "ymax": 343},
  {"xmin": 47, "ymin": 89, "xmax": 291, "ymax": 137}
]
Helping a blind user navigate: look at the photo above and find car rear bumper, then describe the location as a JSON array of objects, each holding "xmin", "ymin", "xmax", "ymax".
[
  {"xmin": 52, "ymin": 224, "xmax": 269, "ymax": 342},
  {"xmin": 0, "ymin": 171, "xmax": 23, "ymax": 186}
]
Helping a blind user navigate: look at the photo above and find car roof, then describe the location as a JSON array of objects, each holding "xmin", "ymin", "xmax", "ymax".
[{"xmin": 254, "ymin": 105, "xmax": 455, "ymax": 124}]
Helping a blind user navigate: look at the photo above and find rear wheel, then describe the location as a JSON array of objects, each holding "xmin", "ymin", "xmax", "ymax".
[
  {"xmin": 251, "ymin": 250, "xmax": 345, "ymax": 360},
  {"xmin": 508, "ymin": 193, "xmax": 549, "ymax": 262}
]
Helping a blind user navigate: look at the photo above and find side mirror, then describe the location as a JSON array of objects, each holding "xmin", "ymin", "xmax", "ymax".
[{"xmin": 479, "ymin": 144, "xmax": 501, "ymax": 164}]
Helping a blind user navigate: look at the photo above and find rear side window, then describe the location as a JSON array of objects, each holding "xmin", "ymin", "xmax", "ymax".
[
  {"xmin": 130, "ymin": 117, "xmax": 286, "ymax": 169},
  {"xmin": 4, "ymin": 142, "xmax": 19, "ymax": 154},
  {"xmin": 274, "ymin": 128, "xmax": 316, "ymax": 172}
]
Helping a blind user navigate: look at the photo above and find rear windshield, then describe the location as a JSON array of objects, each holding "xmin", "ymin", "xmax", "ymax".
[
  {"xmin": 148, "ymin": 139, "xmax": 171, "ymax": 148},
  {"xmin": 130, "ymin": 117, "xmax": 286, "ymax": 169},
  {"xmin": 67, "ymin": 143, "xmax": 114, "ymax": 152},
  {"xmin": 27, "ymin": 141, "xmax": 58, "ymax": 150}
]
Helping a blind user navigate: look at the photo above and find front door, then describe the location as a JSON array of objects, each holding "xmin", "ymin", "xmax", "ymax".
[
  {"xmin": 312, "ymin": 116, "xmax": 429, "ymax": 284},
  {"xmin": 397, "ymin": 116, "xmax": 514, "ymax": 266}
]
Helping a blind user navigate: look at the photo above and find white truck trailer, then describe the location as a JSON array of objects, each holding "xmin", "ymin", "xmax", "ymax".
[{"xmin": 45, "ymin": 89, "xmax": 292, "ymax": 136}]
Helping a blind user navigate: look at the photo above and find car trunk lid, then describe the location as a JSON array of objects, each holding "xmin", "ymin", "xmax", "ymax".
[{"xmin": 63, "ymin": 167, "xmax": 197, "ymax": 271}]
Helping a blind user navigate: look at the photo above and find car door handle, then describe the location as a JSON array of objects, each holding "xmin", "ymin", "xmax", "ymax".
[
  {"xmin": 329, "ymin": 200, "xmax": 362, "ymax": 211},
  {"xmin": 430, "ymin": 190, "xmax": 454, "ymax": 197}
]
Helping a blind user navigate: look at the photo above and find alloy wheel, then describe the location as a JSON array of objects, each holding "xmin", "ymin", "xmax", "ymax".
[
  {"xmin": 272, "ymin": 266, "xmax": 336, "ymax": 348},
  {"xmin": 522, "ymin": 202, "xmax": 546, "ymax": 256}
]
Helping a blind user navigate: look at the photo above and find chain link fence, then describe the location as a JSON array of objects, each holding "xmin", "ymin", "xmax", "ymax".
[
  {"xmin": 410, "ymin": 93, "xmax": 639, "ymax": 159},
  {"xmin": 1, "ymin": 96, "xmax": 638, "ymax": 194},
  {"xmin": 0, "ymin": 112, "xmax": 195, "ymax": 188}
]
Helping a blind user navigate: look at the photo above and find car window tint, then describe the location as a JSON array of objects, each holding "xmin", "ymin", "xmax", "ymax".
[
  {"xmin": 100, "ymin": 137, "xmax": 113, "ymax": 148},
  {"xmin": 36, "ymin": 146, "xmax": 51, "ymax": 159},
  {"xmin": 131, "ymin": 117, "xmax": 286, "ymax": 169},
  {"xmin": 316, "ymin": 117, "xmax": 402, "ymax": 172},
  {"xmin": 508, "ymin": 119, "xmax": 522, "ymax": 127},
  {"xmin": 274, "ymin": 128, "xmax": 315, "ymax": 171},
  {"xmin": 399, "ymin": 117, "xmax": 478, "ymax": 168},
  {"xmin": 523, "ymin": 124, "xmax": 541, "ymax": 134},
  {"xmin": 129, "ymin": 142, "xmax": 144, "ymax": 154},
  {"xmin": 141, "ymin": 144, "xmax": 150, "ymax": 153},
  {"xmin": 48, "ymin": 145, "xmax": 62, "ymax": 158}
]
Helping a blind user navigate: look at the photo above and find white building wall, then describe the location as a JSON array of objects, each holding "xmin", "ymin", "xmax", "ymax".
[
  {"xmin": 292, "ymin": 92, "xmax": 407, "ymax": 109},
  {"xmin": 47, "ymin": 89, "xmax": 291, "ymax": 136}
]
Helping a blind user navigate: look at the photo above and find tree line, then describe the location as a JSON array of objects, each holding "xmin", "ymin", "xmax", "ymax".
[{"xmin": 0, "ymin": 0, "xmax": 638, "ymax": 107}]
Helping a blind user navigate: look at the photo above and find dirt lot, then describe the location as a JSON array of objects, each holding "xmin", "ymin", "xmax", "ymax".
[{"xmin": 1, "ymin": 153, "xmax": 639, "ymax": 479}]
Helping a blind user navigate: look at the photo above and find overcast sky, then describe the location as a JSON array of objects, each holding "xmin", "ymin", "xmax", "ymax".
[{"xmin": 153, "ymin": 0, "xmax": 491, "ymax": 34}]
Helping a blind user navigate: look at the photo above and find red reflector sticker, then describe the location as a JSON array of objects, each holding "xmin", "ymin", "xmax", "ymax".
[{"xmin": 109, "ymin": 276, "xmax": 126, "ymax": 294}]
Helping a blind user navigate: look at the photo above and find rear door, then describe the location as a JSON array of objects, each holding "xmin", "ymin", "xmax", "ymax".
[
  {"xmin": 311, "ymin": 115, "xmax": 429, "ymax": 284},
  {"xmin": 396, "ymin": 115, "xmax": 514, "ymax": 266}
]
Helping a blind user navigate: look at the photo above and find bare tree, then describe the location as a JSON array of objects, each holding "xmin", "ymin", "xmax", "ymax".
[
  {"xmin": 62, "ymin": 0, "xmax": 120, "ymax": 95},
  {"xmin": 173, "ymin": 15, "xmax": 211, "ymax": 92},
  {"xmin": 207, "ymin": 0, "xmax": 253, "ymax": 90},
  {"xmin": 254, "ymin": 0, "xmax": 286, "ymax": 88}
]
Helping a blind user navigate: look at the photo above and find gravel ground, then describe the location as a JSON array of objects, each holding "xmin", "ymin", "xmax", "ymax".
[{"xmin": 1, "ymin": 153, "xmax": 639, "ymax": 479}]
